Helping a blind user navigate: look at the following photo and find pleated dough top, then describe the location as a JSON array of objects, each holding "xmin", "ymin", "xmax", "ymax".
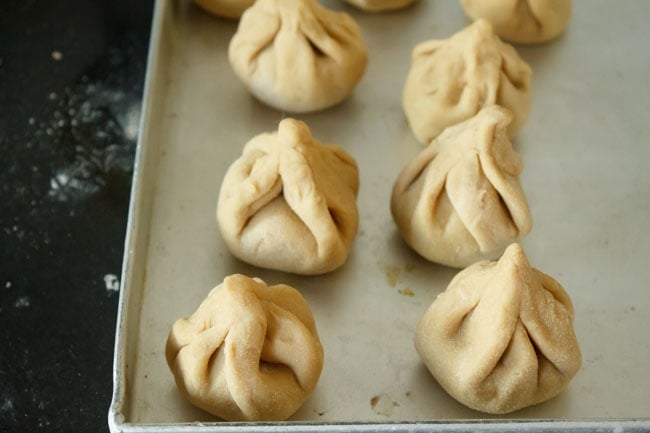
[
  {"xmin": 392, "ymin": 106, "xmax": 532, "ymax": 268},
  {"xmin": 415, "ymin": 244, "xmax": 582, "ymax": 414},
  {"xmin": 217, "ymin": 118, "xmax": 359, "ymax": 275},
  {"xmin": 403, "ymin": 19, "xmax": 531, "ymax": 144},
  {"xmin": 166, "ymin": 274, "xmax": 324, "ymax": 421},
  {"xmin": 461, "ymin": 0, "xmax": 572, "ymax": 44},
  {"xmin": 229, "ymin": 0, "xmax": 368, "ymax": 113}
]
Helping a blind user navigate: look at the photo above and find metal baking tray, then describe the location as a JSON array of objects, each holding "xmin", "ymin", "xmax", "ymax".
[{"xmin": 109, "ymin": 0, "xmax": 650, "ymax": 431}]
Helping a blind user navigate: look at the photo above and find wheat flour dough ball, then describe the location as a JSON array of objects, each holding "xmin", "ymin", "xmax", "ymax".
[
  {"xmin": 166, "ymin": 274, "xmax": 324, "ymax": 421},
  {"xmin": 217, "ymin": 118, "xmax": 359, "ymax": 275},
  {"xmin": 403, "ymin": 19, "xmax": 531, "ymax": 144},
  {"xmin": 461, "ymin": 0, "xmax": 572, "ymax": 44},
  {"xmin": 229, "ymin": 0, "xmax": 368, "ymax": 113},
  {"xmin": 414, "ymin": 243, "xmax": 582, "ymax": 414},
  {"xmin": 391, "ymin": 106, "xmax": 532, "ymax": 268}
]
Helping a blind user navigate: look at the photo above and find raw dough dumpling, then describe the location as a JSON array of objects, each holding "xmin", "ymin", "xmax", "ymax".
[
  {"xmin": 217, "ymin": 118, "xmax": 359, "ymax": 275},
  {"xmin": 391, "ymin": 106, "xmax": 532, "ymax": 268},
  {"xmin": 342, "ymin": 0, "xmax": 416, "ymax": 12},
  {"xmin": 166, "ymin": 274, "xmax": 324, "ymax": 421},
  {"xmin": 461, "ymin": 0, "xmax": 572, "ymax": 44},
  {"xmin": 414, "ymin": 243, "xmax": 582, "ymax": 414},
  {"xmin": 194, "ymin": 0, "xmax": 254, "ymax": 19},
  {"xmin": 403, "ymin": 19, "xmax": 531, "ymax": 144},
  {"xmin": 229, "ymin": 0, "xmax": 368, "ymax": 113}
]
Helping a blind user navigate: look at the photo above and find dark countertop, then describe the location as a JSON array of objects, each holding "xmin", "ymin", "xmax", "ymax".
[{"xmin": 0, "ymin": 1, "xmax": 153, "ymax": 431}]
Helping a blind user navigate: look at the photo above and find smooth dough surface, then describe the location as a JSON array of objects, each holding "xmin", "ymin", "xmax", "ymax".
[
  {"xmin": 217, "ymin": 118, "xmax": 359, "ymax": 275},
  {"xmin": 193, "ymin": 0, "xmax": 255, "ymax": 19},
  {"xmin": 166, "ymin": 274, "xmax": 324, "ymax": 421},
  {"xmin": 228, "ymin": 0, "xmax": 368, "ymax": 113},
  {"xmin": 403, "ymin": 19, "xmax": 531, "ymax": 144},
  {"xmin": 414, "ymin": 243, "xmax": 582, "ymax": 414},
  {"xmin": 461, "ymin": 0, "xmax": 572, "ymax": 44},
  {"xmin": 391, "ymin": 106, "xmax": 532, "ymax": 268},
  {"xmin": 342, "ymin": 0, "xmax": 416, "ymax": 12}
]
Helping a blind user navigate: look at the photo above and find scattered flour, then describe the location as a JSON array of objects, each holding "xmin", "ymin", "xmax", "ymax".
[
  {"xmin": 104, "ymin": 274, "xmax": 120, "ymax": 292},
  {"xmin": 42, "ymin": 78, "xmax": 140, "ymax": 202},
  {"xmin": 14, "ymin": 297, "xmax": 30, "ymax": 308},
  {"xmin": 1, "ymin": 398, "xmax": 14, "ymax": 412}
]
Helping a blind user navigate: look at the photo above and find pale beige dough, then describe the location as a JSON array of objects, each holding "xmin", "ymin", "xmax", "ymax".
[
  {"xmin": 391, "ymin": 106, "xmax": 532, "ymax": 268},
  {"xmin": 461, "ymin": 0, "xmax": 572, "ymax": 44},
  {"xmin": 217, "ymin": 118, "xmax": 359, "ymax": 275},
  {"xmin": 402, "ymin": 19, "xmax": 531, "ymax": 145},
  {"xmin": 166, "ymin": 274, "xmax": 324, "ymax": 421},
  {"xmin": 228, "ymin": 0, "xmax": 368, "ymax": 113},
  {"xmin": 193, "ymin": 0, "xmax": 255, "ymax": 19},
  {"xmin": 342, "ymin": 0, "xmax": 416, "ymax": 12},
  {"xmin": 414, "ymin": 243, "xmax": 582, "ymax": 414}
]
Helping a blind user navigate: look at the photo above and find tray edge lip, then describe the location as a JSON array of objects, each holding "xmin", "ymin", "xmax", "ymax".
[
  {"xmin": 106, "ymin": 0, "xmax": 650, "ymax": 430},
  {"xmin": 108, "ymin": 0, "xmax": 168, "ymax": 431},
  {"xmin": 113, "ymin": 419, "xmax": 650, "ymax": 432}
]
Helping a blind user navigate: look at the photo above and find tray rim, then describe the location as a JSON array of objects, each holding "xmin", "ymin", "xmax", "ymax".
[
  {"xmin": 108, "ymin": 0, "xmax": 169, "ymax": 430},
  {"xmin": 108, "ymin": 0, "xmax": 650, "ymax": 431},
  {"xmin": 113, "ymin": 419, "xmax": 650, "ymax": 433}
]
